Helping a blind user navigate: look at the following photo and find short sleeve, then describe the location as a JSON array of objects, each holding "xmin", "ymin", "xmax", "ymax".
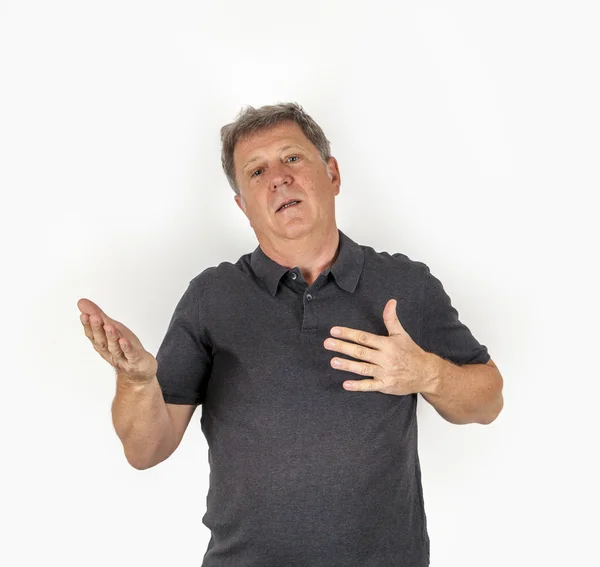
[
  {"xmin": 420, "ymin": 267, "xmax": 490, "ymax": 365},
  {"xmin": 155, "ymin": 281, "xmax": 213, "ymax": 405}
]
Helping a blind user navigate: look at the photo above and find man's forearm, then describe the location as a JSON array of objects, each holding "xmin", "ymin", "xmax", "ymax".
[
  {"xmin": 419, "ymin": 354, "xmax": 504, "ymax": 425},
  {"xmin": 111, "ymin": 375, "xmax": 176, "ymax": 469}
]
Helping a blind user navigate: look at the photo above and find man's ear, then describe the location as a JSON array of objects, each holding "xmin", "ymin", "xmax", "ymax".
[
  {"xmin": 234, "ymin": 194, "xmax": 248, "ymax": 218},
  {"xmin": 327, "ymin": 156, "xmax": 341, "ymax": 195}
]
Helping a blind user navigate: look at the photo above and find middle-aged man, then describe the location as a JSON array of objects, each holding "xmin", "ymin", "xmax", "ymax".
[{"xmin": 78, "ymin": 102, "xmax": 503, "ymax": 567}]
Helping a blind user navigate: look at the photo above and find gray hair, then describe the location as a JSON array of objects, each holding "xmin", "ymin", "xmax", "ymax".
[{"xmin": 220, "ymin": 102, "xmax": 332, "ymax": 195}]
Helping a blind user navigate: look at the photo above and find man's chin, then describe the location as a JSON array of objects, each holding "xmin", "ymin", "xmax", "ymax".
[{"xmin": 274, "ymin": 222, "xmax": 313, "ymax": 240}]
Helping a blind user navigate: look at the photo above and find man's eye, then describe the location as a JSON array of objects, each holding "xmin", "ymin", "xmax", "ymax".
[
  {"xmin": 287, "ymin": 156, "xmax": 299, "ymax": 162},
  {"xmin": 251, "ymin": 169, "xmax": 263, "ymax": 177}
]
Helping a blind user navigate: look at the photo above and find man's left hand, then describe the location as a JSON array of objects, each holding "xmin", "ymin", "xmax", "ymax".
[{"xmin": 324, "ymin": 299, "xmax": 432, "ymax": 395}]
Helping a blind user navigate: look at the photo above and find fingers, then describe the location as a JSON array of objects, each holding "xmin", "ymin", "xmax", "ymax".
[
  {"xmin": 81, "ymin": 312, "xmax": 127, "ymax": 361},
  {"xmin": 80, "ymin": 313, "xmax": 95, "ymax": 341},
  {"xmin": 79, "ymin": 298, "xmax": 151, "ymax": 373},
  {"xmin": 78, "ymin": 303, "xmax": 158, "ymax": 384},
  {"xmin": 78, "ymin": 298, "xmax": 116, "ymax": 332},
  {"xmin": 79, "ymin": 298, "xmax": 136, "ymax": 347},
  {"xmin": 104, "ymin": 323, "xmax": 128, "ymax": 363},
  {"xmin": 89, "ymin": 315, "xmax": 108, "ymax": 349}
]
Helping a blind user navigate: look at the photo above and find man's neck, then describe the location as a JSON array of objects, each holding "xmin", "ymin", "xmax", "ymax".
[{"xmin": 258, "ymin": 226, "xmax": 340, "ymax": 286}]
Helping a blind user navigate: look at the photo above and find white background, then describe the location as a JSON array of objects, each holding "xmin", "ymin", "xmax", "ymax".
[{"xmin": 1, "ymin": 1, "xmax": 598, "ymax": 565}]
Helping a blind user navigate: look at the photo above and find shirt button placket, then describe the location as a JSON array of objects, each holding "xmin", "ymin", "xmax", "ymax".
[{"xmin": 301, "ymin": 290, "xmax": 317, "ymax": 335}]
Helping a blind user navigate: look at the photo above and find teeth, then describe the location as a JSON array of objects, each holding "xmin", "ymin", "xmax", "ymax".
[{"xmin": 280, "ymin": 201, "xmax": 298, "ymax": 211}]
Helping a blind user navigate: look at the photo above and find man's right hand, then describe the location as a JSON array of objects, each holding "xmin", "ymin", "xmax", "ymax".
[{"xmin": 78, "ymin": 298, "xmax": 158, "ymax": 384}]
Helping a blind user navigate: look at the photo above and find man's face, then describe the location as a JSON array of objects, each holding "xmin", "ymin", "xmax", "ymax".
[{"xmin": 233, "ymin": 121, "xmax": 341, "ymax": 244}]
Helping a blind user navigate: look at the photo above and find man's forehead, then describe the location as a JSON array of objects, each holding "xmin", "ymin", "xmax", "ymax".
[{"xmin": 235, "ymin": 123, "xmax": 311, "ymax": 167}]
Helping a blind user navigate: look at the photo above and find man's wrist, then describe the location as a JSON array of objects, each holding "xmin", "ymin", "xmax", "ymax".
[
  {"xmin": 116, "ymin": 370, "xmax": 156, "ymax": 393},
  {"xmin": 418, "ymin": 351, "xmax": 443, "ymax": 396}
]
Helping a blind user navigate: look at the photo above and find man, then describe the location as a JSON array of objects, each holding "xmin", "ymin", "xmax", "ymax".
[{"xmin": 78, "ymin": 102, "xmax": 503, "ymax": 566}]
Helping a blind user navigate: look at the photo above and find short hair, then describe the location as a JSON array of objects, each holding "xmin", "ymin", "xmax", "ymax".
[{"xmin": 220, "ymin": 102, "xmax": 332, "ymax": 195}]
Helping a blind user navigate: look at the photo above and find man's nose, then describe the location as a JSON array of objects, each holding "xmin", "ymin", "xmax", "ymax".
[{"xmin": 269, "ymin": 164, "xmax": 293, "ymax": 190}]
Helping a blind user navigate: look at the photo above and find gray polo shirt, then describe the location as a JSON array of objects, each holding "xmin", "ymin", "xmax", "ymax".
[{"xmin": 155, "ymin": 229, "xmax": 490, "ymax": 567}]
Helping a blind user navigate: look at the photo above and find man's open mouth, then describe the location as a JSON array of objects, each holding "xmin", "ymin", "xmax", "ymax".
[{"xmin": 277, "ymin": 200, "xmax": 301, "ymax": 212}]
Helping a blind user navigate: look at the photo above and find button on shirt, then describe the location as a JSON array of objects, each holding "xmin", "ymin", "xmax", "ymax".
[{"xmin": 155, "ymin": 229, "xmax": 490, "ymax": 567}]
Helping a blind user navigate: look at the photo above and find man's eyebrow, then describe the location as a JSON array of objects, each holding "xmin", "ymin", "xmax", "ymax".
[{"xmin": 242, "ymin": 145, "xmax": 301, "ymax": 172}]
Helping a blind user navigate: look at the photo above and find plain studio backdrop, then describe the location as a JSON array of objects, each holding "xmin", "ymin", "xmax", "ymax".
[{"xmin": 1, "ymin": 1, "xmax": 598, "ymax": 565}]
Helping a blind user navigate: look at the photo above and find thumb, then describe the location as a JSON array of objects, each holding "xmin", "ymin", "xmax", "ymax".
[
  {"xmin": 383, "ymin": 299, "xmax": 405, "ymax": 336},
  {"xmin": 77, "ymin": 298, "xmax": 112, "ymax": 324},
  {"xmin": 78, "ymin": 297, "xmax": 104, "ymax": 315},
  {"xmin": 77, "ymin": 298, "xmax": 119, "ymax": 332}
]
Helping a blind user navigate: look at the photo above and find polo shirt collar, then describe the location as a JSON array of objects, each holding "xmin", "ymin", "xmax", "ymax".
[{"xmin": 250, "ymin": 229, "xmax": 364, "ymax": 296}]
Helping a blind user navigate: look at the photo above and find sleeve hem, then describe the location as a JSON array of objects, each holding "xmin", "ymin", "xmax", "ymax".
[
  {"xmin": 418, "ymin": 265, "xmax": 430, "ymax": 348},
  {"xmin": 162, "ymin": 393, "xmax": 201, "ymax": 405}
]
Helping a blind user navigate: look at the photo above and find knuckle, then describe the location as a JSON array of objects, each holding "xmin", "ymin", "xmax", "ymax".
[
  {"xmin": 358, "ymin": 332, "xmax": 369, "ymax": 344},
  {"xmin": 106, "ymin": 342, "xmax": 119, "ymax": 355},
  {"xmin": 361, "ymin": 363, "xmax": 370, "ymax": 375},
  {"xmin": 355, "ymin": 345, "xmax": 366, "ymax": 359}
]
